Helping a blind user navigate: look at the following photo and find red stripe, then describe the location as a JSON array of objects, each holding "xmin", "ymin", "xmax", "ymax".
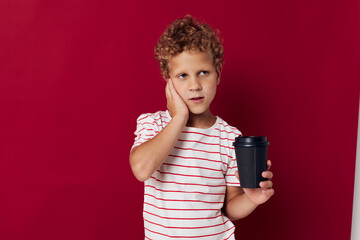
[
  {"xmin": 144, "ymin": 210, "xmax": 223, "ymax": 220},
  {"xmin": 144, "ymin": 202, "xmax": 218, "ymax": 211},
  {"xmin": 218, "ymin": 121, "xmax": 238, "ymax": 129},
  {"xmin": 145, "ymin": 128, "xmax": 159, "ymax": 133},
  {"xmin": 136, "ymin": 133, "xmax": 154, "ymax": 139},
  {"xmin": 145, "ymin": 184, "xmax": 225, "ymax": 195},
  {"xmin": 177, "ymin": 139, "xmax": 235, "ymax": 150},
  {"xmin": 214, "ymin": 127, "xmax": 238, "ymax": 135},
  {"xmin": 173, "ymin": 146, "xmax": 234, "ymax": 159},
  {"xmin": 145, "ymin": 193, "xmax": 223, "ymax": 204},
  {"xmin": 224, "ymin": 231, "xmax": 235, "ymax": 240},
  {"xmin": 182, "ymin": 131, "xmax": 234, "ymax": 141},
  {"xmin": 140, "ymin": 121, "xmax": 163, "ymax": 127},
  {"xmin": 144, "ymin": 218, "xmax": 231, "ymax": 229},
  {"xmin": 181, "ymin": 131, "xmax": 236, "ymax": 141},
  {"xmin": 138, "ymin": 115, "xmax": 150, "ymax": 121},
  {"xmin": 138, "ymin": 114, "xmax": 169, "ymax": 124},
  {"xmin": 150, "ymin": 176, "xmax": 226, "ymax": 187},
  {"xmin": 134, "ymin": 138, "xmax": 150, "ymax": 145},
  {"xmin": 163, "ymin": 163, "xmax": 224, "ymax": 173},
  {"xmin": 135, "ymin": 127, "xmax": 145, "ymax": 133},
  {"xmin": 135, "ymin": 127, "xmax": 160, "ymax": 134},
  {"xmin": 141, "ymin": 121, "xmax": 160, "ymax": 126},
  {"xmin": 144, "ymin": 225, "xmax": 235, "ymax": 238},
  {"xmin": 218, "ymin": 122, "xmax": 241, "ymax": 135},
  {"xmin": 138, "ymin": 115, "xmax": 162, "ymax": 122},
  {"xmin": 168, "ymin": 154, "xmax": 227, "ymax": 167},
  {"xmin": 226, "ymin": 182, "xmax": 240, "ymax": 185},
  {"xmin": 157, "ymin": 170, "xmax": 224, "ymax": 179}
]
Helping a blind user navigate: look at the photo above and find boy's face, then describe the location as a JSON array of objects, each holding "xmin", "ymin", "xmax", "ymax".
[{"xmin": 167, "ymin": 50, "xmax": 220, "ymax": 116}]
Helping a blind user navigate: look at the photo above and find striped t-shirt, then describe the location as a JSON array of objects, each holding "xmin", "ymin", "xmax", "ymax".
[{"xmin": 132, "ymin": 110, "xmax": 242, "ymax": 240}]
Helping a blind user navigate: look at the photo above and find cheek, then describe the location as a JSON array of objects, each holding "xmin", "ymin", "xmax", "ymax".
[
  {"xmin": 178, "ymin": 90, "xmax": 188, "ymax": 101},
  {"xmin": 206, "ymin": 82, "xmax": 218, "ymax": 96},
  {"xmin": 172, "ymin": 83, "xmax": 187, "ymax": 99}
]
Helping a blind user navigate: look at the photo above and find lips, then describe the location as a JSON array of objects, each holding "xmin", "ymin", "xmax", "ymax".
[
  {"xmin": 189, "ymin": 96, "xmax": 205, "ymax": 103},
  {"xmin": 190, "ymin": 97, "xmax": 204, "ymax": 100}
]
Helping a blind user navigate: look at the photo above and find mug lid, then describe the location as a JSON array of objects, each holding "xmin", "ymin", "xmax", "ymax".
[{"xmin": 233, "ymin": 136, "xmax": 269, "ymax": 147}]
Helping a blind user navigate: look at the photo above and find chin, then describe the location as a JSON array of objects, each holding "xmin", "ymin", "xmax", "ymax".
[{"xmin": 189, "ymin": 108, "xmax": 208, "ymax": 115}]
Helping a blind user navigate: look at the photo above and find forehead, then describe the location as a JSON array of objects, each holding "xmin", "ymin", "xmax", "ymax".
[{"xmin": 168, "ymin": 50, "xmax": 214, "ymax": 73}]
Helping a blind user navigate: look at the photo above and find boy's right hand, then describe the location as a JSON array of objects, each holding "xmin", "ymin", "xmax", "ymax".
[{"xmin": 166, "ymin": 78, "xmax": 189, "ymax": 123}]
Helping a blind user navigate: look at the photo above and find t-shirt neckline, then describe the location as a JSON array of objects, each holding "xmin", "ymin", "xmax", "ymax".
[{"xmin": 165, "ymin": 110, "xmax": 219, "ymax": 132}]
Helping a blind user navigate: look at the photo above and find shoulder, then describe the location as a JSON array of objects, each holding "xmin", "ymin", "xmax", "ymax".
[
  {"xmin": 136, "ymin": 110, "xmax": 170, "ymax": 127},
  {"xmin": 216, "ymin": 116, "xmax": 242, "ymax": 137},
  {"xmin": 136, "ymin": 110, "xmax": 168, "ymax": 121}
]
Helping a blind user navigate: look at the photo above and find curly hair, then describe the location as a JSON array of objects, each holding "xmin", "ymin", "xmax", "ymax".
[{"xmin": 154, "ymin": 15, "xmax": 224, "ymax": 79}]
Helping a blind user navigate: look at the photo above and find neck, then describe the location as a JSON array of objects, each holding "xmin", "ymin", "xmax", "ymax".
[{"xmin": 186, "ymin": 110, "xmax": 216, "ymax": 129}]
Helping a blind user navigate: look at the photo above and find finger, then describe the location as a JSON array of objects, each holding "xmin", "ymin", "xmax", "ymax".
[
  {"xmin": 168, "ymin": 79, "xmax": 185, "ymax": 105},
  {"xmin": 259, "ymin": 180, "xmax": 273, "ymax": 189},
  {"xmin": 168, "ymin": 78, "xmax": 179, "ymax": 97},
  {"xmin": 165, "ymin": 79, "xmax": 171, "ymax": 99},
  {"xmin": 262, "ymin": 188, "xmax": 275, "ymax": 197},
  {"xmin": 262, "ymin": 170, "xmax": 273, "ymax": 179},
  {"xmin": 168, "ymin": 78, "xmax": 175, "ymax": 92},
  {"xmin": 167, "ymin": 79, "xmax": 174, "ymax": 98},
  {"xmin": 235, "ymin": 170, "xmax": 239, "ymax": 181},
  {"xmin": 267, "ymin": 160, "xmax": 272, "ymax": 170}
]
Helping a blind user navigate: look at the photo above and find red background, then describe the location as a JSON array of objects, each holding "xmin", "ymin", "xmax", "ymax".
[{"xmin": 1, "ymin": 0, "xmax": 359, "ymax": 239}]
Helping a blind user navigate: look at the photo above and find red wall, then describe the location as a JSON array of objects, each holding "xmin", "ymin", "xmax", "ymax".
[{"xmin": 1, "ymin": 0, "xmax": 359, "ymax": 239}]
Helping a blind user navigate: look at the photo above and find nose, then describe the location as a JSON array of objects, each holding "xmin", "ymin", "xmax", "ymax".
[{"xmin": 189, "ymin": 76, "xmax": 202, "ymax": 92}]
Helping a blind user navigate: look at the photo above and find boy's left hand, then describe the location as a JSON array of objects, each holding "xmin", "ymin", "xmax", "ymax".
[{"xmin": 235, "ymin": 160, "xmax": 275, "ymax": 205}]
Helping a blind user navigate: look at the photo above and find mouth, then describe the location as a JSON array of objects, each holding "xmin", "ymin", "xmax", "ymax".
[
  {"xmin": 190, "ymin": 97, "xmax": 204, "ymax": 100},
  {"xmin": 189, "ymin": 96, "xmax": 204, "ymax": 103}
]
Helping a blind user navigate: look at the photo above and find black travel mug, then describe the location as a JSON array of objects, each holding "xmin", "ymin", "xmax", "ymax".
[{"xmin": 233, "ymin": 136, "xmax": 270, "ymax": 188}]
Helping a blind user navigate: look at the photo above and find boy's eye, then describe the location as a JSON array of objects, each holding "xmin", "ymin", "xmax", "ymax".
[
  {"xmin": 178, "ymin": 73, "xmax": 187, "ymax": 79},
  {"xmin": 199, "ymin": 71, "xmax": 209, "ymax": 76}
]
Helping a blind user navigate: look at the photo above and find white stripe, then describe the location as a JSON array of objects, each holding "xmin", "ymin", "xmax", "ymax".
[{"xmin": 351, "ymin": 97, "xmax": 360, "ymax": 240}]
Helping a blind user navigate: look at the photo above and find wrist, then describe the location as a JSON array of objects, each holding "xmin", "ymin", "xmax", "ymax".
[
  {"xmin": 171, "ymin": 113, "xmax": 188, "ymax": 127},
  {"xmin": 244, "ymin": 191, "xmax": 261, "ymax": 207}
]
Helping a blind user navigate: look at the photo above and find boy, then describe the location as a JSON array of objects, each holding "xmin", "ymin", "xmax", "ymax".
[{"xmin": 129, "ymin": 15, "xmax": 274, "ymax": 239}]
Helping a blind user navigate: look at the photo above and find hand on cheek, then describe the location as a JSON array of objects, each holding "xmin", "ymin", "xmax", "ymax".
[{"xmin": 165, "ymin": 79, "xmax": 189, "ymax": 121}]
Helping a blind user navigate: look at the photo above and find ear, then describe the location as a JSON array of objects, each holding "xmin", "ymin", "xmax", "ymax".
[{"xmin": 216, "ymin": 69, "xmax": 221, "ymax": 85}]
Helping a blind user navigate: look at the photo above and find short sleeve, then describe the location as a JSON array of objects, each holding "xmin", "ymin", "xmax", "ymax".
[
  {"xmin": 225, "ymin": 131, "xmax": 242, "ymax": 187},
  {"xmin": 225, "ymin": 154, "xmax": 241, "ymax": 187},
  {"xmin": 131, "ymin": 113, "xmax": 160, "ymax": 150}
]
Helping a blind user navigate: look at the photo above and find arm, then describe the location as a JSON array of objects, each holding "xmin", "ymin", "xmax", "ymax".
[
  {"xmin": 130, "ymin": 115, "xmax": 186, "ymax": 181},
  {"xmin": 224, "ymin": 160, "xmax": 275, "ymax": 221},
  {"xmin": 129, "ymin": 79, "xmax": 189, "ymax": 182},
  {"xmin": 223, "ymin": 186, "xmax": 258, "ymax": 221}
]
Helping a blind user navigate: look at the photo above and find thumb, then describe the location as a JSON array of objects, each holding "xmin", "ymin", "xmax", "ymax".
[{"xmin": 235, "ymin": 170, "xmax": 239, "ymax": 181}]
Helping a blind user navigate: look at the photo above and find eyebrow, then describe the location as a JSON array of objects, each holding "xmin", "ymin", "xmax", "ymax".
[{"xmin": 176, "ymin": 69, "xmax": 210, "ymax": 75}]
